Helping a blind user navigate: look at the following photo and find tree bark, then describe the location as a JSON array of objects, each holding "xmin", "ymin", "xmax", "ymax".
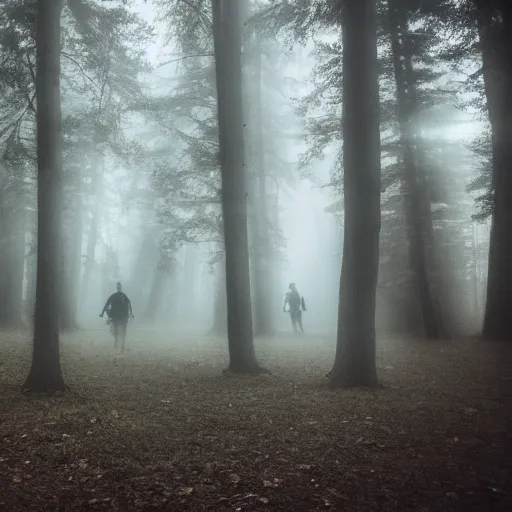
[
  {"xmin": 144, "ymin": 259, "xmax": 167, "ymax": 323},
  {"xmin": 212, "ymin": 0, "xmax": 267, "ymax": 374},
  {"xmin": 23, "ymin": 0, "xmax": 66, "ymax": 392},
  {"xmin": 0, "ymin": 202, "xmax": 27, "ymax": 329},
  {"xmin": 328, "ymin": 0, "xmax": 380, "ymax": 389},
  {"xmin": 249, "ymin": 31, "xmax": 274, "ymax": 338},
  {"xmin": 387, "ymin": 0, "xmax": 442, "ymax": 339},
  {"xmin": 476, "ymin": 1, "xmax": 512, "ymax": 341},
  {"xmin": 79, "ymin": 159, "xmax": 101, "ymax": 313},
  {"xmin": 210, "ymin": 257, "xmax": 227, "ymax": 336},
  {"xmin": 60, "ymin": 183, "xmax": 83, "ymax": 331}
]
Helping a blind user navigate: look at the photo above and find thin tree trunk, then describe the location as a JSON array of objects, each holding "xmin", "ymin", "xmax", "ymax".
[
  {"xmin": 250, "ymin": 31, "xmax": 274, "ymax": 337},
  {"xmin": 25, "ymin": 236, "xmax": 37, "ymax": 324},
  {"xmin": 327, "ymin": 0, "xmax": 380, "ymax": 388},
  {"xmin": 0, "ymin": 167, "xmax": 28, "ymax": 329},
  {"xmin": 471, "ymin": 222, "xmax": 480, "ymax": 316},
  {"xmin": 210, "ymin": 257, "xmax": 227, "ymax": 336},
  {"xmin": 180, "ymin": 244, "xmax": 198, "ymax": 324},
  {"xmin": 212, "ymin": 0, "xmax": 267, "ymax": 374},
  {"xmin": 387, "ymin": 0, "xmax": 442, "ymax": 339},
  {"xmin": 61, "ymin": 185, "xmax": 83, "ymax": 331},
  {"xmin": 79, "ymin": 161, "xmax": 101, "ymax": 313},
  {"xmin": 23, "ymin": 0, "xmax": 66, "ymax": 392},
  {"xmin": 144, "ymin": 259, "xmax": 167, "ymax": 323},
  {"xmin": 476, "ymin": 2, "xmax": 512, "ymax": 341}
]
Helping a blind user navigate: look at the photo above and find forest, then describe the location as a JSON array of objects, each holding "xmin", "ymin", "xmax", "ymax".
[{"xmin": 0, "ymin": 0, "xmax": 511, "ymax": 510}]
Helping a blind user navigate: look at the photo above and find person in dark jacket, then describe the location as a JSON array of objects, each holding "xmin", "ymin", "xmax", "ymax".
[
  {"xmin": 283, "ymin": 282, "xmax": 306, "ymax": 334},
  {"xmin": 100, "ymin": 282, "xmax": 133, "ymax": 352}
]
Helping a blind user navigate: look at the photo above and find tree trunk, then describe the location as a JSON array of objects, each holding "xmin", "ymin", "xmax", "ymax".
[
  {"xmin": 476, "ymin": 2, "xmax": 512, "ymax": 341},
  {"xmin": 180, "ymin": 244, "xmax": 198, "ymax": 324},
  {"xmin": 61, "ymin": 187, "xmax": 83, "ymax": 331},
  {"xmin": 387, "ymin": 0, "xmax": 442, "ymax": 339},
  {"xmin": 212, "ymin": 0, "xmax": 266, "ymax": 374},
  {"xmin": 210, "ymin": 257, "xmax": 227, "ymax": 336},
  {"xmin": 25, "ymin": 236, "xmax": 37, "ymax": 324},
  {"xmin": 0, "ymin": 209, "xmax": 27, "ymax": 329},
  {"xmin": 144, "ymin": 259, "xmax": 167, "ymax": 323},
  {"xmin": 23, "ymin": 0, "xmax": 66, "ymax": 392},
  {"xmin": 327, "ymin": 0, "xmax": 380, "ymax": 388},
  {"xmin": 79, "ymin": 160, "xmax": 101, "ymax": 313},
  {"xmin": 249, "ymin": 32, "xmax": 274, "ymax": 338}
]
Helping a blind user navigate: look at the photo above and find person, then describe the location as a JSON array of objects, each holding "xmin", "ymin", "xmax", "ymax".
[
  {"xmin": 100, "ymin": 282, "xmax": 134, "ymax": 352},
  {"xmin": 283, "ymin": 282, "xmax": 306, "ymax": 334}
]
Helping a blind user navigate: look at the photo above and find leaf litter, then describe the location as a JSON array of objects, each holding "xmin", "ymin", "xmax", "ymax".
[{"xmin": 0, "ymin": 331, "xmax": 511, "ymax": 510}]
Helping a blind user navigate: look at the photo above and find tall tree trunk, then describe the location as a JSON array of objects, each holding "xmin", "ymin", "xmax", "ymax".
[
  {"xmin": 25, "ymin": 236, "xmax": 37, "ymax": 324},
  {"xmin": 79, "ymin": 161, "xmax": 101, "ymax": 313},
  {"xmin": 476, "ymin": 2, "xmax": 512, "ymax": 340},
  {"xmin": 0, "ymin": 210, "xmax": 27, "ymax": 328},
  {"xmin": 0, "ymin": 166, "xmax": 28, "ymax": 329},
  {"xmin": 23, "ymin": 0, "xmax": 66, "ymax": 392},
  {"xmin": 61, "ymin": 182, "xmax": 83, "ymax": 331},
  {"xmin": 212, "ymin": 0, "xmax": 266, "ymax": 374},
  {"xmin": 210, "ymin": 257, "xmax": 227, "ymax": 336},
  {"xmin": 387, "ymin": 0, "xmax": 442, "ymax": 339},
  {"xmin": 144, "ymin": 258, "xmax": 168, "ymax": 323},
  {"xmin": 327, "ymin": 0, "xmax": 380, "ymax": 388},
  {"xmin": 8, "ymin": 205, "xmax": 27, "ymax": 328},
  {"xmin": 250, "ymin": 31, "xmax": 274, "ymax": 338},
  {"xmin": 180, "ymin": 244, "xmax": 198, "ymax": 324},
  {"xmin": 471, "ymin": 222, "xmax": 480, "ymax": 317}
]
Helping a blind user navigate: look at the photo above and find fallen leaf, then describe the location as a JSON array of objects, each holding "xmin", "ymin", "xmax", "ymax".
[
  {"xmin": 178, "ymin": 487, "xmax": 194, "ymax": 495},
  {"xmin": 229, "ymin": 473, "xmax": 241, "ymax": 484},
  {"xmin": 259, "ymin": 497, "xmax": 269, "ymax": 504},
  {"xmin": 12, "ymin": 475, "xmax": 22, "ymax": 483},
  {"xmin": 263, "ymin": 480, "xmax": 273, "ymax": 488}
]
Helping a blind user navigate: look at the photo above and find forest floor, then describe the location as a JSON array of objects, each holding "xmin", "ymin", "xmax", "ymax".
[{"xmin": 0, "ymin": 330, "xmax": 511, "ymax": 512}]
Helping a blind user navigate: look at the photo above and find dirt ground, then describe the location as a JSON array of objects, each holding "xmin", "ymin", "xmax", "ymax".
[{"xmin": 0, "ymin": 329, "xmax": 511, "ymax": 511}]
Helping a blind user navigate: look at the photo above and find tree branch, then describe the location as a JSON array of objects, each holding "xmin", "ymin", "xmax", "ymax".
[{"xmin": 61, "ymin": 51, "xmax": 100, "ymax": 90}]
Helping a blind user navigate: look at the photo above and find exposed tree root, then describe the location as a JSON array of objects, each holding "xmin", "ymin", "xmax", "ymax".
[
  {"xmin": 326, "ymin": 369, "xmax": 381, "ymax": 390},
  {"xmin": 22, "ymin": 372, "xmax": 67, "ymax": 393},
  {"xmin": 223, "ymin": 363, "xmax": 271, "ymax": 376}
]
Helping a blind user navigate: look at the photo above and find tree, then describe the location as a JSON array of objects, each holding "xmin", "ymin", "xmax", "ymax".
[
  {"xmin": 386, "ymin": 0, "xmax": 443, "ymax": 338},
  {"xmin": 327, "ymin": 0, "xmax": 380, "ymax": 388},
  {"xmin": 211, "ymin": 0, "xmax": 266, "ymax": 374},
  {"xmin": 23, "ymin": 0, "xmax": 66, "ymax": 392},
  {"xmin": 244, "ymin": 29, "xmax": 273, "ymax": 337},
  {"xmin": 474, "ymin": 0, "xmax": 512, "ymax": 341}
]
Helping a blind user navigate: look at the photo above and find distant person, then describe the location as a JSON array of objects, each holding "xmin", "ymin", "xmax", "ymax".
[
  {"xmin": 283, "ymin": 282, "xmax": 306, "ymax": 334},
  {"xmin": 100, "ymin": 282, "xmax": 134, "ymax": 352}
]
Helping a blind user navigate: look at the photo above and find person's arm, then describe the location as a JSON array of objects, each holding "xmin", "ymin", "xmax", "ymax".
[
  {"xmin": 301, "ymin": 296, "xmax": 306, "ymax": 311},
  {"xmin": 283, "ymin": 294, "xmax": 289, "ymax": 312},
  {"xmin": 126, "ymin": 295, "xmax": 133, "ymax": 317},
  {"xmin": 100, "ymin": 296, "xmax": 112, "ymax": 316}
]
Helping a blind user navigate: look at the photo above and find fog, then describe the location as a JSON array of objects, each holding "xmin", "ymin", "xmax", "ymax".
[{"xmin": 2, "ymin": 0, "xmax": 491, "ymax": 345}]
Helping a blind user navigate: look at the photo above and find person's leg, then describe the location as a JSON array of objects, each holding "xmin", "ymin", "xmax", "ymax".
[
  {"xmin": 120, "ymin": 319, "xmax": 128, "ymax": 352},
  {"xmin": 112, "ymin": 320, "xmax": 119, "ymax": 350},
  {"xmin": 290, "ymin": 311, "xmax": 297, "ymax": 333}
]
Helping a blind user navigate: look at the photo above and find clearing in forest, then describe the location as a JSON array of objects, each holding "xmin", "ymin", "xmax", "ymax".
[{"xmin": 0, "ymin": 331, "xmax": 511, "ymax": 511}]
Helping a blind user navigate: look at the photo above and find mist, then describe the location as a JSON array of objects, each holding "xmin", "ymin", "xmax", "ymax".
[{"xmin": 1, "ymin": 1, "xmax": 511, "ymax": 509}]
